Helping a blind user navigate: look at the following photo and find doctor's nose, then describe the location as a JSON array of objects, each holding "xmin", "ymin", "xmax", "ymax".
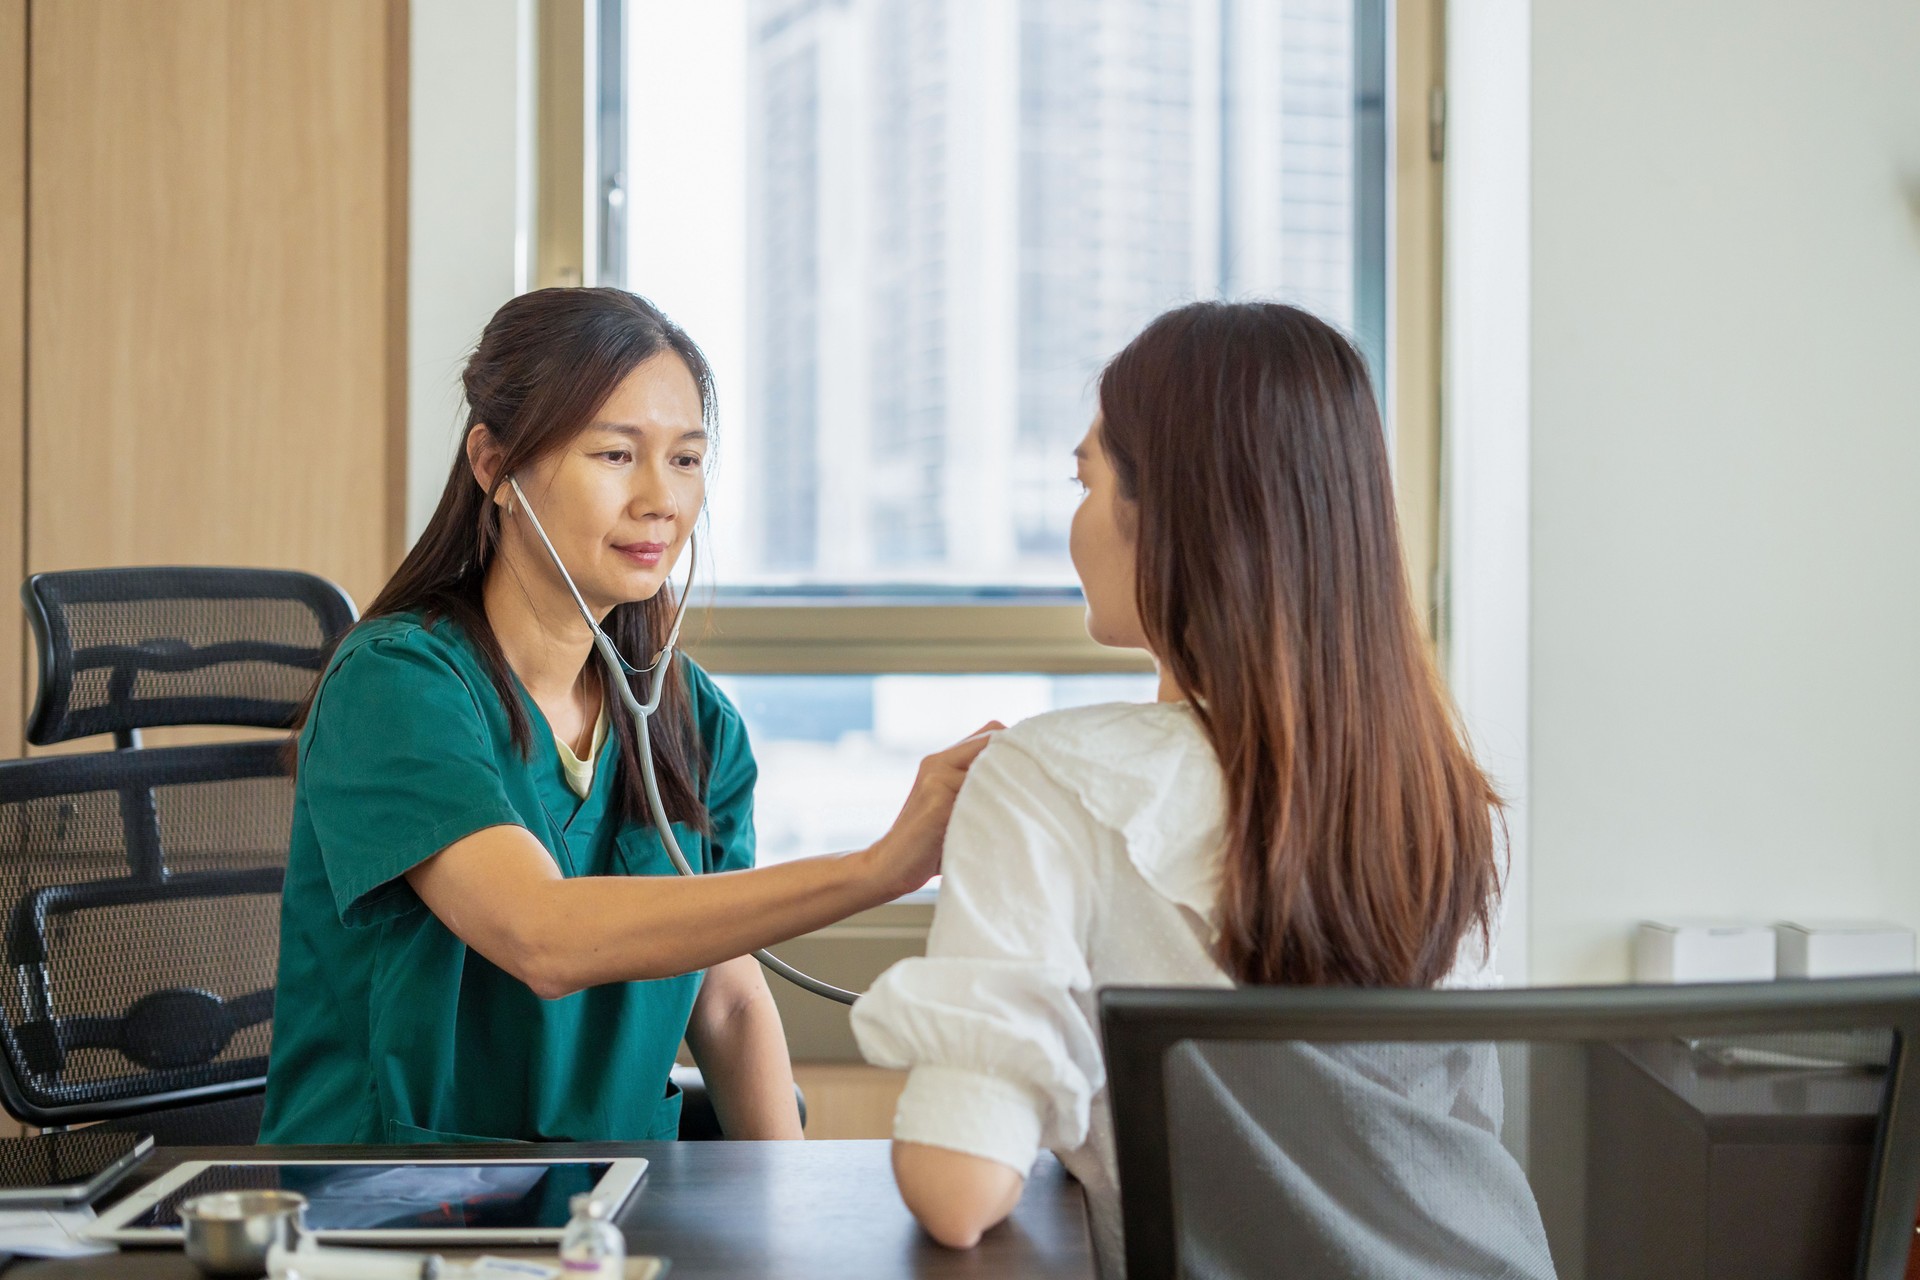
[{"xmin": 627, "ymin": 467, "xmax": 682, "ymax": 524}]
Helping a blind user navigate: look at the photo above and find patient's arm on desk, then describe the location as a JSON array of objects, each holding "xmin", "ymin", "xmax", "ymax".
[
  {"xmin": 685, "ymin": 955, "xmax": 804, "ymax": 1139},
  {"xmin": 893, "ymin": 1141, "xmax": 1025, "ymax": 1249},
  {"xmin": 856, "ymin": 743, "xmax": 1100, "ymax": 1248}
]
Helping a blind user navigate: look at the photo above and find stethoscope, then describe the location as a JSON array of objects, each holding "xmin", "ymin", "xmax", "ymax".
[{"xmin": 506, "ymin": 476, "xmax": 860, "ymax": 1005}]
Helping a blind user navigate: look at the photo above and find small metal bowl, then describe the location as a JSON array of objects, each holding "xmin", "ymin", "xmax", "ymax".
[{"xmin": 178, "ymin": 1189, "xmax": 308, "ymax": 1278}]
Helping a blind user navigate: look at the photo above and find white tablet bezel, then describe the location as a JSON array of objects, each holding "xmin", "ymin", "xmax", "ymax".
[{"xmin": 87, "ymin": 1156, "xmax": 649, "ymax": 1246}]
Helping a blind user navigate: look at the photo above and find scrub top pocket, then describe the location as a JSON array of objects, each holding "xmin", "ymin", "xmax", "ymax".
[
  {"xmin": 614, "ymin": 824, "xmax": 708, "ymax": 877},
  {"xmin": 385, "ymin": 1119, "xmax": 534, "ymax": 1145}
]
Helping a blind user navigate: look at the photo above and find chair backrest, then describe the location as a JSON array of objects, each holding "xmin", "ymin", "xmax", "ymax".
[
  {"xmin": 1, "ymin": 565, "xmax": 356, "ymax": 1129},
  {"xmin": 23, "ymin": 566, "xmax": 357, "ymax": 748},
  {"xmin": 0, "ymin": 742, "xmax": 293, "ymax": 1125},
  {"xmin": 1101, "ymin": 978, "xmax": 1920, "ymax": 1280}
]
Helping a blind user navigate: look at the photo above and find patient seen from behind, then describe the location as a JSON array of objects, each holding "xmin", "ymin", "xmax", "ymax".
[{"xmin": 852, "ymin": 302, "xmax": 1553, "ymax": 1278}]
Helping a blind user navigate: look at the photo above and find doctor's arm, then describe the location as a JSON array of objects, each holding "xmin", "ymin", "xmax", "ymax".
[
  {"xmin": 402, "ymin": 729, "xmax": 994, "ymax": 999},
  {"xmin": 683, "ymin": 954, "xmax": 803, "ymax": 1139}
]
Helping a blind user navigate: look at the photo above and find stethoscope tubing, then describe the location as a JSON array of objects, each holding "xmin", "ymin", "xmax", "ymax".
[{"xmin": 507, "ymin": 477, "xmax": 861, "ymax": 1006}]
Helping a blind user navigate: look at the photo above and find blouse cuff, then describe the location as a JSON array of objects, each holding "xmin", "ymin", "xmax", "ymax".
[{"xmin": 892, "ymin": 1065, "xmax": 1045, "ymax": 1176}]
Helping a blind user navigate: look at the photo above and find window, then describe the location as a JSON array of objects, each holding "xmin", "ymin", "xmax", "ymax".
[{"xmin": 597, "ymin": 0, "xmax": 1400, "ymax": 850}]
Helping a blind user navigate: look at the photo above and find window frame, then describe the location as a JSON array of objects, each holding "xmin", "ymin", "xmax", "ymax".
[
  {"xmin": 681, "ymin": 598, "xmax": 1151, "ymax": 676},
  {"xmin": 1391, "ymin": 0, "xmax": 1446, "ymax": 648}
]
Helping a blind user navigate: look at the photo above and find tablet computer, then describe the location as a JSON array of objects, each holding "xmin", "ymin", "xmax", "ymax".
[
  {"xmin": 88, "ymin": 1156, "xmax": 648, "ymax": 1246},
  {"xmin": 0, "ymin": 1130, "xmax": 154, "ymax": 1206}
]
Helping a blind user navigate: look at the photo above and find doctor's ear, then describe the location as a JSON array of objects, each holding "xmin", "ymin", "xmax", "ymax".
[{"xmin": 466, "ymin": 425, "xmax": 510, "ymax": 511}]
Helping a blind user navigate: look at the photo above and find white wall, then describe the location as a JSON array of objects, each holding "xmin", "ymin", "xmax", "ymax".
[
  {"xmin": 1444, "ymin": 0, "xmax": 1532, "ymax": 986},
  {"xmin": 1517, "ymin": 0, "xmax": 1920, "ymax": 983},
  {"xmin": 407, "ymin": 0, "xmax": 533, "ymax": 543}
]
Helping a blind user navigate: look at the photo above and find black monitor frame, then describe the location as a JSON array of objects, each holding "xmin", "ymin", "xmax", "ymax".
[{"xmin": 1100, "ymin": 976, "xmax": 1920, "ymax": 1280}]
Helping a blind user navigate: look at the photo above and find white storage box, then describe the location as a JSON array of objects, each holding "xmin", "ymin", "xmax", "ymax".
[
  {"xmin": 1774, "ymin": 920, "xmax": 1916, "ymax": 978},
  {"xmin": 1633, "ymin": 920, "xmax": 1777, "ymax": 983}
]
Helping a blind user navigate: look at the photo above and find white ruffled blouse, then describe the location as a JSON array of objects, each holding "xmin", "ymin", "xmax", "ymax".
[{"xmin": 850, "ymin": 700, "xmax": 1501, "ymax": 1279}]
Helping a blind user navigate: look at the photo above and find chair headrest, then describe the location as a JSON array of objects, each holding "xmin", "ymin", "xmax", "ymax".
[{"xmin": 23, "ymin": 566, "xmax": 358, "ymax": 745}]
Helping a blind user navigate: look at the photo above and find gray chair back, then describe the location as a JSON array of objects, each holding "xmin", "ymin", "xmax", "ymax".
[{"xmin": 1102, "ymin": 977, "xmax": 1920, "ymax": 1280}]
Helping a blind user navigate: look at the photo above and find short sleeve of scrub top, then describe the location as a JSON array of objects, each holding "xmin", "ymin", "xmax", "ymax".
[{"xmin": 298, "ymin": 634, "xmax": 523, "ymax": 927}]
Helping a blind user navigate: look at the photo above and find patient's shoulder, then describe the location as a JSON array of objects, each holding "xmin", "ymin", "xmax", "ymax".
[
  {"xmin": 990, "ymin": 701, "xmax": 1222, "ymax": 837},
  {"xmin": 984, "ymin": 701, "xmax": 1225, "ymax": 923},
  {"xmin": 996, "ymin": 699, "xmax": 1206, "ymax": 765}
]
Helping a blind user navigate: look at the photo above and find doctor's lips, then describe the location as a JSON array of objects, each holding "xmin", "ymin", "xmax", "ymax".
[{"xmin": 614, "ymin": 541, "xmax": 668, "ymax": 567}]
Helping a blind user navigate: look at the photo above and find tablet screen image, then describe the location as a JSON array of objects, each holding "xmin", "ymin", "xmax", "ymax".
[{"xmin": 128, "ymin": 1162, "xmax": 608, "ymax": 1232}]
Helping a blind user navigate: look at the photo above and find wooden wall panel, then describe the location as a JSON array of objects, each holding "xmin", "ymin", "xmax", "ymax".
[
  {"xmin": 0, "ymin": 0, "xmax": 23, "ymax": 762},
  {"xmin": 1, "ymin": 0, "xmax": 24, "ymax": 1134},
  {"xmin": 25, "ymin": 0, "xmax": 404, "ymax": 620},
  {"xmin": 1, "ymin": 3, "xmax": 25, "ymax": 1140}
]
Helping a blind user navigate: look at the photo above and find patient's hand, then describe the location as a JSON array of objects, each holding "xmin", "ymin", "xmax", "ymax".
[{"xmin": 892, "ymin": 1140, "xmax": 1025, "ymax": 1249}]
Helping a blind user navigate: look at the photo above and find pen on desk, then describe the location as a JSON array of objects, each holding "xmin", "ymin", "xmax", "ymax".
[
  {"xmin": 265, "ymin": 1246, "xmax": 663, "ymax": 1280},
  {"xmin": 267, "ymin": 1240, "xmax": 441, "ymax": 1279},
  {"xmin": 267, "ymin": 1243, "xmax": 664, "ymax": 1280}
]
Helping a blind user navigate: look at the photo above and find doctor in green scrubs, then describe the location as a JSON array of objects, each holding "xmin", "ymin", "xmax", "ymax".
[{"xmin": 260, "ymin": 287, "xmax": 993, "ymax": 1145}]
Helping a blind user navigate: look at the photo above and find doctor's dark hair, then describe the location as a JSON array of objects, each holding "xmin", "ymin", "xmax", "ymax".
[
  {"xmin": 1098, "ymin": 302, "xmax": 1499, "ymax": 988},
  {"xmin": 358, "ymin": 287, "xmax": 714, "ymax": 830}
]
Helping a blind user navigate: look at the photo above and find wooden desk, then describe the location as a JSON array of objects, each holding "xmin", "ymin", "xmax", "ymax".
[{"xmin": 8, "ymin": 1141, "xmax": 1096, "ymax": 1280}]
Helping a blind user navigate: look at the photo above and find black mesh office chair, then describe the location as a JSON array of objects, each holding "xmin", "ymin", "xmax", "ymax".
[
  {"xmin": 0, "ymin": 567, "xmax": 356, "ymax": 1143},
  {"xmin": 6, "ymin": 567, "xmax": 795, "ymax": 1144},
  {"xmin": 1102, "ymin": 977, "xmax": 1920, "ymax": 1280}
]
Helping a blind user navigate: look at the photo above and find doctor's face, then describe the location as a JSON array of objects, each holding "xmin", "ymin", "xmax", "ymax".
[
  {"xmin": 508, "ymin": 351, "xmax": 708, "ymax": 618},
  {"xmin": 1069, "ymin": 419, "xmax": 1148, "ymax": 650}
]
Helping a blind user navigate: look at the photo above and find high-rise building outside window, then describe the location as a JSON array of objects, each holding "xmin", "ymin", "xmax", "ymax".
[{"xmin": 618, "ymin": 0, "xmax": 1384, "ymax": 594}]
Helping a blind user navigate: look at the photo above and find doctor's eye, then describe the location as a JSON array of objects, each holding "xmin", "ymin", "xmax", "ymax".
[
  {"xmin": 1068, "ymin": 473, "xmax": 1089, "ymax": 497},
  {"xmin": 598, "ymin": 449, "xmax": 633, "ymax": 465},
  {"xmin": 673, "ymin": 452, "xmax": 706, "ymax": 470}
]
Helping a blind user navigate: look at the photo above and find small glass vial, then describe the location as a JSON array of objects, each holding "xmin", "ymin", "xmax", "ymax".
[{"xmin": 559, "ymin": 1192, "xmax": 625, "ymax": 1278}]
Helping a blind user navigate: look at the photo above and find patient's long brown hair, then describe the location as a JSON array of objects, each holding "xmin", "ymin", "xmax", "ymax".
[{"xmin": 1098, "ymin": 302, "xmax": 1499, "ymax": 987}]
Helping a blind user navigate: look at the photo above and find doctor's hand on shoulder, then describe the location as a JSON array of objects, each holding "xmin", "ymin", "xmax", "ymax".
[{"xmin": 860, "ymin": 722, "xmax": 1004, "ymax": 900}]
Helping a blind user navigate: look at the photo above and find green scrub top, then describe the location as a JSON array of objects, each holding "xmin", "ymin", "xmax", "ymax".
[{"xmin": 258, "ymin": 611, "xmax": 756, "ymax": 1144}]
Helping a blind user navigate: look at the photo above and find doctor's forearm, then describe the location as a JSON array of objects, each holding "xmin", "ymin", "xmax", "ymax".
[
  {"xmin": 686, "ymin": 957, "xmax": 803, "ymax": 1139},
  {"xmin": 408, "ymin": 824, "xmax": 906, "ymax": 997},
  {"xmin": 536, "ymin": 849, "xmax": 897, "ymax": 992}
]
